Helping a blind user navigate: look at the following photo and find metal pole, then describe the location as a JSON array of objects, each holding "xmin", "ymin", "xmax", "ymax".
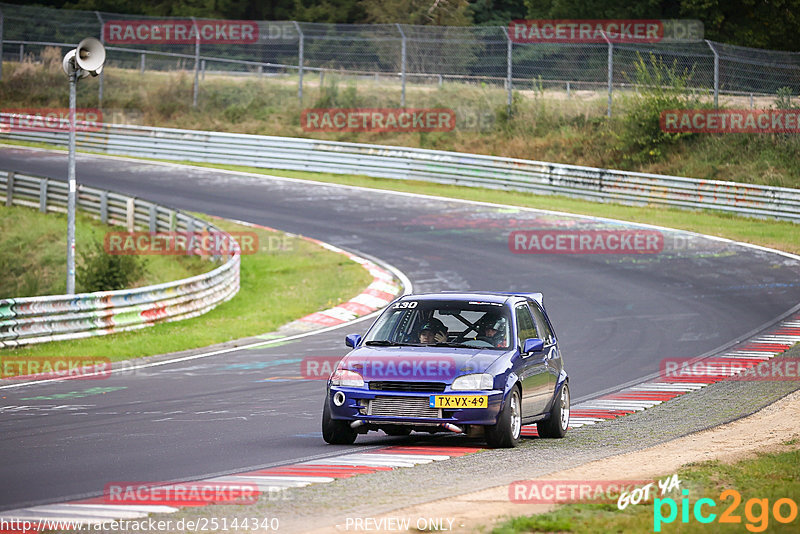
[
  {"xmin": 95, "ymin": 11, "xmax": 104, "ymax": 106},
  {"xmin": 0, "ymin": 9, "xmax": 4, "ymax": 81},
  {"xmin": 502, "ymin": 27, "xmax": 512, "ymax": 114},
  {"xmin": 396, "ymin": 23, "xmax": 406, "ymax": 107},
  {"xmin": 67, "ymin": 71, "xmax": 77, "ymax": 294},
  {"xmin": 293, "ymin": 22, "xmax": 304, "ymax": 104},
  {"xmin": 192, "ymin": 17, "xmax": 200, "ymax": 108},
  {"xmin": 603, "ymin": 31, "xmax": 613, "ymax": 118},
  {"xmin": 705, "ymin": 40, "xmax": 719, "ymax": 109},
  {"xmin": 140, "ymin": 52, "xmax": 145, "ymax": 74}
]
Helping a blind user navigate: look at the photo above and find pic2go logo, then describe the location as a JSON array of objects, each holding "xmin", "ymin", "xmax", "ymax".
[{"xmin": 654, "ymin": 489, "xmax": 798, "ymax": 532}]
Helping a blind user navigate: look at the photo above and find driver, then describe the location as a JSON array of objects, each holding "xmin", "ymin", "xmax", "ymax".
[
  {"xmin": 476, "ymin": 313, "xmax": 508, "ymax": 347},
  {"xmin": 418, "ymin": 318, "xmax": 447, "ymax": 344}
]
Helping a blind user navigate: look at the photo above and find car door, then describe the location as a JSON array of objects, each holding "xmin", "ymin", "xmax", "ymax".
[
  {"xmin": 515, "ymin": 303, "xmax": 551, "ymax": 417},
  {"xmin": 529, "ymin": 300, "xmax": 560, "ymax": 403}
]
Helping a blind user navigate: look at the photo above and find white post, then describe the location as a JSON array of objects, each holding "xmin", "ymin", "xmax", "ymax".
[
  {"xmin": 396, "ymin": 23, "xmax": 406, "ymax": 107},
  {"xmin": 502, "ymin": 27, "xmax": 512, "ymax": 114},
  {"xmin": 293, "ymin": 21, "xmax": 304, "ymax": 104},
  {"xmin": 95, "ymin": 11, "xmax": 104, "ymax": 106},
  {"xmin": 705, "ymin": 40, "xmax": 719, "ymax": 108},
  {"xmin": 192, "ymin": 17, "xmax": 200, "ymax": 108},
  {"xmin": 66, "ymin": 71, "xmax": 77, "ymax": 294},
  {"xmin": 602, "ymin": 31, "xmax": 613, "ymax": 118}
]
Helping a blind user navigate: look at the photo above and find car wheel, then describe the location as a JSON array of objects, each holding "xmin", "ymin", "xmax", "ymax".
[
  {"xmin": 485, "ymin": 387, "xmax": 522, "ymax": 448},
  {"xmin": 322, "ymin": 397, "xmax": 357, "ymax": 445},
  {"xmin": 537, "ymin": 382, "xmax": 570, "ymax": 438}
]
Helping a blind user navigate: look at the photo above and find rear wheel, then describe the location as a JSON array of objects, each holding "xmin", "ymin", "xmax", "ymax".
[
  {"xmin": 322, "ymin": 397, "xmax": 357, "ymax": 445},
  {"xmin": 485, "ymin": 387, "xmax": 522, "ymax": 448},
  {"xmin": 537, "ymin": 383, "xmax": 570, "ymax": 438}
]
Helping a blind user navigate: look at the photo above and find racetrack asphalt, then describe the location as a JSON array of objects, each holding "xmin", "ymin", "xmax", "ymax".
[{"xmin": 1, "ymin": 146, "xmax": 800, "ymax": 511}]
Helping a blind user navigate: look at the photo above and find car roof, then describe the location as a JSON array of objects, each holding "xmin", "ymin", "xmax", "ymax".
[{"xmin": 398, "ymin": 291, "xmax": 544, "ymax": 306}]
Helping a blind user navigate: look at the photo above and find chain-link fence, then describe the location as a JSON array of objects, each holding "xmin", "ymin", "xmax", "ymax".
[{"xmin": 1, "ymin": 2, "xmax": 798, "ymax": 115}]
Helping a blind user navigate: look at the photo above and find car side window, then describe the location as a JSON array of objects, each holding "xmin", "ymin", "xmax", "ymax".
[
  {"xmin": 515, "ymin": 305, "xmax": 538, "ymax": 348},
  {"xmin": 529, "ymin": 302, "xmax": 554, "ymax": 344}
]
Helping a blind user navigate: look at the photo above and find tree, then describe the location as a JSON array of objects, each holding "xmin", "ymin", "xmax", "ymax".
[{"xmin": 361, "ymin": 0, "xmax": 473, "ymax": 25}]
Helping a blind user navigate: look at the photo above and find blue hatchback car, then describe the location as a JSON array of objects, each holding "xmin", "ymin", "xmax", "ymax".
[{"xmin": 322, "ymin": 292, "xmax": 569, "ymax": 448}]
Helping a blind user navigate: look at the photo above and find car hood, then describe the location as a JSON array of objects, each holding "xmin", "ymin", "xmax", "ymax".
[{"xmin": 339, "ymin": 345, "xmax": 511, "ymax": 382}]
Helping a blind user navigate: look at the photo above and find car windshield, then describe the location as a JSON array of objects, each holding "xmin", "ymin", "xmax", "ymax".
[{"xmin": 363, "ymin": 299, "xmax": 512, "ymax": 350}]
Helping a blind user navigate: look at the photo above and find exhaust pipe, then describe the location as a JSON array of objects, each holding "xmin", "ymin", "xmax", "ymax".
[
  {"xmin": 350, "ymin": 420, "xmax": 365, "ymax": 429},
  {"xmin": 441, "ymin": 423, "xmax": 463, "ymax": 433}
]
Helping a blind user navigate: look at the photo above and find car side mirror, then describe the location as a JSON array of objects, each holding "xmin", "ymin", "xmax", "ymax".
[
  {"xmin": 523, "ymin": 338, "xmax": 544, "ymax": 354},
  {"xmin": 345, "ymin": 334, "xmax": 362, "ymax": 348}
]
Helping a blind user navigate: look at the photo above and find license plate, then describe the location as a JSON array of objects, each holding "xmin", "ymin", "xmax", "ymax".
[{"xmin": 429, "ymin": 395, "xmax": 488, "ymax": 409}]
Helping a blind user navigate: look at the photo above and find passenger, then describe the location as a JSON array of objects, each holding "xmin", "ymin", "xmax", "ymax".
[
  {"xmin": 418, "ymin": 318, "xmax": 447, "ymax": 344},
  {"xmin": 476, "ymin": 313, "xmax": 508, "ymax": 347}
]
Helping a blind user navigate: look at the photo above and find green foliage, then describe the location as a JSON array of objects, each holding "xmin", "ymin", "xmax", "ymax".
[
  {"xmin": 469, "ymin": 0, "xmax": 527, "ymax": 25},
  {"xmin": 361, "ymin": 0, "xmax": 472, "ymax": 25},
  {"xmin": 313, "ymin": 75, "xmax": 359, "ymax": 108},
  {"xmin": 774, "ymin": 87, "xmax": 794, "ymax": 110},
  {"xmin": 77, "ymin": 242, "xmax": 148, "ymax": 293},
  {"xmin": 615, "ymin": 53, "xmax": 703, "ymax": 164}
]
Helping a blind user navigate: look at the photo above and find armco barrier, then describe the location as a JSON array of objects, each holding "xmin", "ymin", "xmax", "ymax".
[
  {"xmin": 0, "ymin": 169, "xmax": 240, "ymax": 348},
  {"xmin": 2, "ymin": 117, "xmax": 799, "ymax": 222}
]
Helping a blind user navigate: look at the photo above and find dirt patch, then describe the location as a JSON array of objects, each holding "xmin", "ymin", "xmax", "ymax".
[{"xmin": 307, "ymin": 388, "xmax": 800, "ymax": 533}]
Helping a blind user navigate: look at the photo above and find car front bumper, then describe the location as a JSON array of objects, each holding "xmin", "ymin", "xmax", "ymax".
[{"xmin": 327, "ymin": 386, "xmax": 504, "ymax": 426}]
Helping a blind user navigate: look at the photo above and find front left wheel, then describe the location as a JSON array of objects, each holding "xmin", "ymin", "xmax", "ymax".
[
  {"xmin": 485, "ymin": 387, "xmax": 522, "ymax": 448},
  {"xmin": 322, "ymin": 397, "xmax": 357, "ymax": 445}
]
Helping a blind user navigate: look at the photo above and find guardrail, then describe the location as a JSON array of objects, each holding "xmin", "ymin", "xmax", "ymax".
[
  {"xmin": 2, "ymin": 117, "xmax": 799, "ymax": 222},
  {"xmin": 0, "ymin": 169, "xmax": 240, "ymax": 349}
]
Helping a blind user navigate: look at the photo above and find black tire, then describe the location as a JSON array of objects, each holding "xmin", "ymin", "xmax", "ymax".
[
  {"xmin": 382, "ymin": 426, "xmax": 412, "ymax": 436},
  {"xmin": 485, "ymin": 387, "xmax": 522, "ymax": 448},
  {"xmin": 537, "ymin": 382, "xmax": 570, "ymax": 438},
  {"xmin": 322, "ymin": 397, "xmax": 357, "ymax": 445}
]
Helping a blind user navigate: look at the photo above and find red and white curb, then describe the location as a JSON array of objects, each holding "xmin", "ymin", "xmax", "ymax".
[
  {"xmin": 0, "ymin": 447, "xmax": 479, "ymax": 531},
  {"xmin": 522, "ymin": 313, "xmax": 800, "ymax": 437},
  {"xmin": 294, "ymin": 238, "xmax": 401, "ymax": 328}
]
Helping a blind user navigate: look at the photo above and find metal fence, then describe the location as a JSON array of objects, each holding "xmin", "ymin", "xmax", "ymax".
[
  {"xmin": 0, "ymin": 169, "xmax": 241, "ymax": 348},
  {"xmin": 2, "ymin": 117, "xmax": 798, "ymax": 222},
  {"xmin": 1, "ymin": 2, "xmax": 799, "ymax": 115}
]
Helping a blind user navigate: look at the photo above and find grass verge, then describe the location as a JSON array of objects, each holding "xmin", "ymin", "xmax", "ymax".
[
  {"xmin": 0, "ymin": 204, "xmax": 209, "ymax": 298},
  {"xmin": 2, "ymin": 216, "xmax": 373, "ymax": 361},
  {"xmin": 492, "ymin": 445, "xmax": 800, "ymax": 533}
]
